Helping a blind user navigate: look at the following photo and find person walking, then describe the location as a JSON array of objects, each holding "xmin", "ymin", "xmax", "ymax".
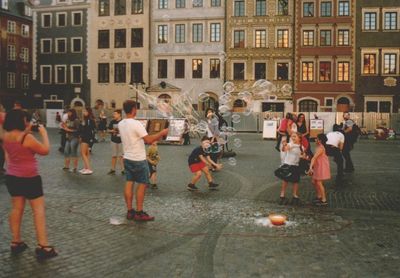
[
  {"xmin": 62, "ymin": 109, "xmax": 80, "ymax": 173},
  {"xmin": 79, "ymin": 107, "xmax": 96, "ymax": 175},
  {"xmin": 3, "ymin": 109, "xmax": 57, "ymax": 259},
  {"xmin": 119, "ymin": 100, "xmax": 168, "ymax": 222},
  {"xmin": 326, "ymin": 124, "xmax": 345, "ymax": 184},
  {"xmin": 342, "ymin": 112, "xmax": 355, "ymax": 173}
]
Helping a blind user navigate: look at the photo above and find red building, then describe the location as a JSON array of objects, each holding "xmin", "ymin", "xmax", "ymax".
[
  {"xmin": 0, "ymin": 0, "xmax": 33, "ymax": 109},
  {"xmin": 294, "ymin": 0, "xmax": 355, "ymax": 112}
]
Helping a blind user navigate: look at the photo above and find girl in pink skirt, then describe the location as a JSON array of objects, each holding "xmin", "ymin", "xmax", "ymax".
[{"xmin": 308, "ymin": 133, "xmax": 331, "ymax": 206}]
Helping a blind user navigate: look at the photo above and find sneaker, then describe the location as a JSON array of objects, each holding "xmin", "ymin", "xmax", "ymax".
[
  {"xmin": 208, "ymin": 182, "xmax": 219, "ymax": 190},
  {"xmin": 187, "ymin": 183, "xmax": 199, "ymax": 191},
  {"xmin": 134, "ymin": 211, "xmax": 155, "ymax": 222},
  {"xmin": 315, "ymin": 200, "xmax": 328, "ymax": 206},
  {"xmin": 79, "ymin": 168, "xmax": 87, "ymax": 174},
  {"xmin": 126, "ymin": 209, "xmax": 136, "ymax": 220},
  {"xmin": 312, "ymin": 197, "xmax": 322, "ymax": 204},
  {"xmin": 107, "ymin": 169, "xmax": 116, "ymax": 175},
  {"xmin": 81, "ymin": 169, "xmax": 93, "ymax": 175}
]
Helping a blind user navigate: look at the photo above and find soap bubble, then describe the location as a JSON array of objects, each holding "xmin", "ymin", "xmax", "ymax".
[
  {"xmin": 253, "ymin": 79, "xmax": 277, "ymax": 94},
  {"xmin": 221, "ymin": 110, "xmax": 231, "ymax": 118},
  {"xmin": 196, "ymin": 120, "xmax": 208, "ymax": 134},
  {"xmin": 233, "ymin": 138, "xmax": 242, "ymax": 148},
  {"xmin": 219, "ymin": 105, "xmax": 231, "ymax": 114},
  {"xmin": 219, "ymin": 93, "xmax": 233, "ymax": 105},
  {"xmin": 228, "ymin": 157, "xmax": 237, "ymax": 166},
  {"xmin": 211, "ymin": 116, "xmax": 219, "ymax": 126},
  {"xmin": 198, "ymin": 92, "xmax": 210, "ymax": 102},
  {"xmin": 218, "ymin": 51, "xmax": 227, "ymax": 62},
  {"xmin": 232, "ymin": 114, "xmax": 241, "ymax": 124},
  {"xmin": 156, "ymin": 100, "xmax": 173, "ymax": 118},
  {"xmin": 223, "ymin": 81, "xmax": 235, "ymax": 93},
  {"xmin": 281, "ymin": 84, "xmax": 292, "ymax": 96},
  {"xmin": 238, "ymin": 91, "xmax": 253, "ymax": 103},
  {"xmin": 243, "ymin": 107, "xmax": 253, "ymax": 116}
]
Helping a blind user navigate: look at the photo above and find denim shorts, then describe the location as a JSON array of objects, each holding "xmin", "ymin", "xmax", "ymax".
[
  {"xmin": 124, "ymin": 159, "xmax": 150, "ymax": 185},
  {"xmin": 64, "ymin": 137, "xmax": 79, "ymax": 158}
]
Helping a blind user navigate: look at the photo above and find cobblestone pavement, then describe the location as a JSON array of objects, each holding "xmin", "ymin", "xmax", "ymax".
[{"xmin": 1, "ymin": 130, "xmax": 400, "ymax": 277}]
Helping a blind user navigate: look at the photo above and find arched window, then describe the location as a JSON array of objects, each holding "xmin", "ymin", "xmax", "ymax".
[
  {"xmin": 337, "ymin": 97, "xmax": 350, "ymax": 105},
  {"xmin": 233, "ymin": 99, "xmax": 247, "ymax": 108},
  {"xmin": 299, "ymin": 99, "xmax": 318, "ymax": 112},
  {"xmin": 201, "ymin": 93, "xmax": 218, "ymax": 111},
  {"xmin": 158, "ymin": 94, "xmax": 171, "ymax": 103}
]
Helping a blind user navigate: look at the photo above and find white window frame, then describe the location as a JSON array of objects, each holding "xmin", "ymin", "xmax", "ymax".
[
  {"xmin": 210, "ymin": 22, "xmax": 221, "ymax": 42},
  {"xmin": 40, "ymin": 65, "xmax": 52, "ymax": 84},
  {"xmin": 318, "ymin": 58, "xmax": 333, "ymax": 83},
  {"xmin": 232, "ymin": 28, "xmax": 246, "ymax": 48},
  {"xmin": 319, "ymin": 25, "xmax": 333, "ymax": 46},
  {"xmin": 302, "ymin": 29, "xmax": 315, "ymax": 46},
  {"xmin": 320, "ymin": 1, "xmax": 333, "ymax": 17},
  {"xmin": 42, "ymin": 13, "xmax": 52, "ymax": 28},
  {"xmin": 275, "ymin": 60, "xmax": 291, "ymax": 81},
  {"xmin": 21, "ymin": 47, "xmax": 29, "ymax": 63},
  {"xmin": 361, "ymin": 48, "xmax": 379, "ymax": 75},
  {"xmin": 72, "ymin": 11, "xmax": 83, "ymax": 26},
  {"xmin": 275, "ymin": 26, "xmax": 291, "ymax": 48},
  {"xmin": 24, "ymin": 5, "xmax": 32, "ymax": 16},
  {"xmin": 71, "ymin": 64, "xmax": 83, "ymax": 84},
  {"xmin": 7, "ymin": 72, "xmax": 16, "ymax": 89},
  {"xmin": 1, "ymin": 0, "xmax": 9, "ymax": 10},
  {"xmin": 337, "ymin": 0, "xmax": 350, "ymax": 17},
  {"xmin": 21, "ymin": 24, "xmax": 30, "ymax": 37},
  {"xmin": 56, "ymin": 38, "xmax": 67, "ymax": 53},
  {"xmin": 302, "ymin": 0, "xmax": 316, "ymax": 18},
  {"xmin": 7, "ymin": 45, "xmax": 16, "ymax": 61},
  {"xmin": 254, "ymin": 29, "xmax": 267, "ymax": 48},
  {"xmin": 71, "ymin": 37, "xmax": 83, "ymax": 53},
  {"xmin": 21, "ymin": 73, "xmax": 29, "ymax": 89},
  {"xmin": 191, "ymin": 22, "xmax": 203, "ymax": 43},
  {"xmin": 336, "ymin": 27, "xmax": 350, "ymax": 46},
  {"xmin": 336, "ymin": 59, "xmax": 351, "ymax": 82},
  {"xmin": 276, "ymin": 0, "xmax": 291, "ymax": 16},
  {"xmin": 324, "ymin": 97, "xmax": 334, "ymax": 107},
  {"xmin": 41, "ymin": 39, "xmax": 52, "ymax": 54},
  {"xmin": 382, "ymin": 8, "xmax": 400, "ymax": 31},
  {"xmin": 7, "ymin": 20, "xmax": 16, "ymax": 33},
  {"xmin": 300, "ymin": 57, "xmax": 316, "ymax": 82},
  {"xmin": 157, "ymin": 24, "xmax": 168, "ymax": 44},
  {"xmin": 55, "ymin": 65, "xmax": 67, "ymax": 84},
  {"xmin": 364, "ymin": 96, "xmax": 393, "ymax": 113},
  {"xmin": 381, "ymin": 49, "xmax": 400, "ymax": 76},
  {"xmin": 56, "ymin": 12, "xmax": 67, "ymax": 27},
  {"xmin": 362, "ymin": 8, "xmax": 380, "ymax": 31}
]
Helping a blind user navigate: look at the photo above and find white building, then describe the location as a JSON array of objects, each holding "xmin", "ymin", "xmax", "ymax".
[{"xmin": 150, "ymin": 0, "xmax": 225, "ymax": 111}]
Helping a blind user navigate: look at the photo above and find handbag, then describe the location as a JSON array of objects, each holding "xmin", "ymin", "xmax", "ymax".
[{"xmin": 274, "ymin": 164, "xmax": 293, "ymax": 180}]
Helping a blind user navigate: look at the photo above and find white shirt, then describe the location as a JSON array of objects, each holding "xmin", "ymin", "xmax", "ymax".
[
  {"xmin": 60, "ymin": 112, "xmax": 69, "ymax": 128},
  {"xmin": 283, "ymin": 143, "xmax": 301, "ymax": 166},
  {"xmin": 118, "ymin": 118, "xmax": 148, "ymax": 161},
  {"xmin": 326, "ymin": 131, "xmax": 345, "ymax": 148}
]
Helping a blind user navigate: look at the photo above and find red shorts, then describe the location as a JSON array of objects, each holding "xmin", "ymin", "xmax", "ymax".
[{"xmin": 189, "ymin": 162, "xmax": 206, "ymax": 173}]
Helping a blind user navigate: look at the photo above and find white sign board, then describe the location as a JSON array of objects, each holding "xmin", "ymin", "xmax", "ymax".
[
  {"xmin": 263, "ymin": 120, "xmax": 278, "ymax": 139},
  {"xmin": 312, "ymin": 112, "xmax": 336, "ymax": 133},
  {"xmin": 46, "ymin": 109, "xmax": 63, "ymax": 128},
  {"xmin": 166, "ymin": 119, "xmax": 185, "ymax": 141}
]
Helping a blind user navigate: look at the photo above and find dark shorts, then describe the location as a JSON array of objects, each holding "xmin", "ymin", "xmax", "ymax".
[
  {"xmin": 148, "ymin": 162, "xmax": 157, "ymax": 175},
  {"xmin": 124, "ymin": 159, "xmax": 150, "ymax": 185},
  {"xmin": 283, "ymin": 165, "xmax": 301, "ymax": 183},
  {"xmin": 5, "ymin": 175, "xmax": 43, "ymax": 200},
  {"xmin": 189, "ymin": 161, "xmax": 207, "ymax": 173}
]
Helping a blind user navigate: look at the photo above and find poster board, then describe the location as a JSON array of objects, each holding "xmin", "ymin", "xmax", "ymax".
[
  {"xmin": 262, "ymin": 120, "xmax": 278, "ymax": 139},
  {"xmin": 46, "ymin": 109, "xmax": 64, "ymax": 128},
  {"xmin": 166, "ymin": 119, "xmax": 185, "ymax": 141},
  {"xmin": 148, "ymin": 119, "xmax": 168, "ymax": 135},
  {"xmin": 310, "ymin": 119, "xmax": 324, "ymax": 138}
]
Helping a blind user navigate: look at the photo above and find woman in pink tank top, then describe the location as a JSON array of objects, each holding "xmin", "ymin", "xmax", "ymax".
[{"xmin": 3, "ymin": 109, "xmax": 57, "ymax": 259}]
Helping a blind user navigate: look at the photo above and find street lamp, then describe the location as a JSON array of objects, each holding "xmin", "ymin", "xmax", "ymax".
[{"xmin": 129, "ymin": 81, "xmax": 146, "ymax": 104}]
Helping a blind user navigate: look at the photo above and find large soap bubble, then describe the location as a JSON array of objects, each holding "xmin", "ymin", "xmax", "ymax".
[{"xmin": 223, "ymin": 81, "xmax": 235, "ymax": 93}]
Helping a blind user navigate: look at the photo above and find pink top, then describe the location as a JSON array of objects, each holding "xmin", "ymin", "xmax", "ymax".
[
  {"xmin": 4, "ymin": 137, "xmax": 39, "ymax": 177},
  {"xmin": 312, "ymin": 145, "xmax": 331, "ymax": 181},
  {"xmin": 279, "ymin": 118, "xmax": 288, "ymax": 132}
]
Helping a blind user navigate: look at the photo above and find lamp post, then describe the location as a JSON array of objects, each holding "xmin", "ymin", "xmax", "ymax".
[{"xmin": 129, "ymin": 81, "xmax": 146, "ymax": 104}]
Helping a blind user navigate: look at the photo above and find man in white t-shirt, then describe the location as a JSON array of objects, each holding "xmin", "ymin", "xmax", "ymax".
[
  {"xmin": 326, "ymin": 124, "xmax": 345, "ymax": 183},
  {"xmin": 58, "ymin": 106, "xmax": 70, "ymax": 153},
  {"xmin": 119, "ymin": 100, "xmax": 168, "ymax": 222}
]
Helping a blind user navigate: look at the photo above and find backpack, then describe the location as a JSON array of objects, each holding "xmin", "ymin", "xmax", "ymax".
[{"xmin": 350, "ymin": 124, "xmax": 361, "ymax": 144}]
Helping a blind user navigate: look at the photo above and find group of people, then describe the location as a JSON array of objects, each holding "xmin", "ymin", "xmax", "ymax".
[{"xmin": 275, "ymin": 112, "xmax": 357, "ymax": 206}]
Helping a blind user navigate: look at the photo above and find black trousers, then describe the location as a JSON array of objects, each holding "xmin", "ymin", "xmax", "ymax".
[
  {"xmin": 326, "ymin": 145, "xmax": 343, "ymax": 178},
  {"xmin": 342, "ymin": 143, "xmax": 354, "ymax": 171}
]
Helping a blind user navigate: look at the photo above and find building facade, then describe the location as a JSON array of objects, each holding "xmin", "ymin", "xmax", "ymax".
[
  {"xmin": 89, "ymin": 0, "xmax": 150, "ymax": 109},
  {"xmin": 32, "ymin": 0, "xmax": 90, "ymax": 109},
  {"xmin": 0, "ymin": 0, "xmax": 33, "ymax": 109},
  {"xmin": 150, "ymin": 0, "xmax": 225, "ymax": 110},
  {"xmin": 294, "ymin": 0, "xmax": 355, "ymax": 112},
  {"xmin": 225, "ymin": 0, "xmax": 294, "ymax": 113},
  {"xmin": 356, "ymin": 0, "xmax": 400, "ymax": 113}
]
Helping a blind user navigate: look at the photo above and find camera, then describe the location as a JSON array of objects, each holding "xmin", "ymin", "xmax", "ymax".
[{"xmin": 31, "ymin": 120, "xmax": 40, "ymax": 132}]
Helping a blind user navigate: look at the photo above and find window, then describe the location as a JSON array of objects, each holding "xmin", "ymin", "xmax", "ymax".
[
  {"xmin": 299, "ymin": 99, "xmax": 318, "ymax": 112},
  {"xmin": 21, "ymin": 25, "xmax": 30, "ymax": 37},
  {"xmin": 176, "ymin": 0, "xmax": 185, "ymax": 8},
  {"xmin": 211, "ymin": 0, "xmax": 221, "ymax": 7},
  {"xmin": 132, "ymin": 0, "xmax": 143, "ymax": 14},
  {"xmin": 175, "ymin": 59, "xmax": 185, "ymax": 78},
  {"xmin": 42, "ymin": 14, "xmax": 52, "ymax": 27},
  {"xmin": 21, "ymin": 74, "xmax": 29, "ymax": 89},
  {"xmin": 57, "ymin": 13, "xmax": 66, "ymax": 27},
  {"xmin": 320, "ymin": 30, "xmax": 331, "ymax": 46},
  {"xmin": 319, "ymin": 61, "xmax": 331, "ymax": 82},
  {"xmin": 159, "ymin": 0, "xmax": 168, "ymax": 9},
  {"xmin": 192, "ymin": 59, "xmax": 202, "ymax": 78},
  {"xmin": 303, "ymin": 2, "xmax": 314, "ymax": 17},
  {"xmin": 7, "ymin": 72, "xmax": 15, "ymax": 89},
  {"xmin": 338, "ymin": 1, "xmax": 349, "ymax": 16},
  {"xmin": 175, "ymin": 24, "xmax": 185, "ymax": 43},
  {"xmin": 98, "ymin": 63, "xmax": 110, "ymax": 83},
  {"xmin": 114, "ymin": 63, "xmax": 126, "ymax": 83},
  {"xmin": 115, "ymin": 0, "xmax": 126, "ymax": 15},
  {"xmin": 255, "ymin": 0, "xmax": 266, "ymax": 16},
  {"xmin": 233, "ymin": 63, "xmax": 245, "ymax": 80},
  {"xmin": 131, "ymin": 28, "xmax": 143, "ymax": 47},
  {"xmin": 234, "ymin": 0, "xmax": 245, "ymax": 16},
  {"xmin": 7, "ymin": 21, "xmax": 16, "ymax": 33},
  {"xmin": 366, "ymin": 101, "xmax": 378, "ymax": 112},
  {"xmin": 115, "ymin": 29, "xmax": 126, "ymax": 48},
  {"xmin": 366, "ymin": 101, "xmax": 391, "ymax": 113},
  {"xmin": 325, "ymin": 97, "xmax": 334, "ymax": 107},
  {"xmin": 24, "ymin": 5, "xmax": 32, "ymax": 16},
  {"xmin": 158, "ymin": 60, "xmax": 168, "ymax": 78},
  {"xmin": 363, "ymin": 54, "xmax": 376, "ymax": 74},
  {"xmin": 275, "ymin": 64, "xmax": 287, "ymax": 81},
  {"xmin": 210, "ymin": 23, "xmax": 221, "ymax": 42},
  {"xmin": 320, "ymin": 2, "xmax": 331, "ymax": 17},
  {"xmin": 72, "ymin": 37, "xmax": 82, "ymax": 52},
  {"xmin": 98, "ymin": 30, "xmax": 110, "ymax": 48},
  {"xmin": 277, "ymin": 0, "xmax": 288, "ymax": 16},
  {"xmin": 55, "ymin": 65, "xmax": 67, "ymax": 84},
  {"xmin": 364, "ymin": 12, "xmax": 377, "ymax": 30},
  {"xmin": 384, "ymin": 54, "xmax": 397, "ymax": 75},
  {"xmin": 384, "ymin": 12, "xmax": 398, "ymax": 30},
  {"xmin": 158, "ymin": 25, "xmax": 168, "ymax": 43},
  {"xmin": 234, "ymin": 30, "xmax": 245, "ymax": 48},
  {"xmin": 338, "ymin": 29, "xmax": 349, "ymax": 46},
  {"xmin": 7, "ymin": 45, "xmax": 16, "ymax": 61},
  {"xmin": 193, "ymin": 0, "xmax": 203, "ymax": 7},
  {"xmin": 192, "ymin": 24, "xmax": 203, "ymax": 42},
  {"xmin": 255, "ymin": 63, "xmax": 266, "ymax": 80},
  {"xmin": 277, "ymin": 29, "xmax": 289, "ymax": 48},
  {"xmin": 56, "ymin": 38, "xmax": 67, "ymax": 53},
  {"xmin": 99, "ymin": 0, "xmax": 110, "ymax": 16},
  {"xmin": 302, "ymin": 62, "xmax": 314, "ymax": 81},
  {"xmin": 41, "ymin": 66, "xmax": 52, "ymax": 84},
  {"xmin": 71, "ymin": 65, "xmax": 82, "ymax": 84},
  {"xmin": 210, "ymin": 59, "xmax": 220, "ymax": 78},
  {"xmin": 303, "ymin": 30, "xmax": 314, "ymax": 46},
  {"xmin": 21, "ymin": 47, "xmax": 29, "ymax": 63},
  {"xmin": 72, "ymin": 11, "xmax": 82, "ymax": 26},
  {"xmin": 255, "ymin": 30, "xmax": 267, "ymax": 48},
  {"xmin": 1, "ymin": 0, "xmax": 8, "ymax": 9},
  {"xmin": 131, "ymin": 63, "xmax": 143, "ymax": 83},
  {"xmin": 41, "ymin": 39, "xmax": 52, "ymax": 54},
  {"xmin": 337, "ymin": 61, "xmax": 349, "ymax": 82}
]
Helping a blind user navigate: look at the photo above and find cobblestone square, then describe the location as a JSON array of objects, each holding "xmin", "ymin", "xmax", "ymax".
[{"xmin": 1, "ymin": 130, "xmax": 400, "ymax": 277}]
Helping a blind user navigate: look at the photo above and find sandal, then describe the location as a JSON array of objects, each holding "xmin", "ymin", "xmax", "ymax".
[
  {"xmin": 11, "ymin": 242, "xmax": 28, "ymax": 255},
  {"xmin": 35, "ymin": 245, "xmax": 58, "ymax": 260}
]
